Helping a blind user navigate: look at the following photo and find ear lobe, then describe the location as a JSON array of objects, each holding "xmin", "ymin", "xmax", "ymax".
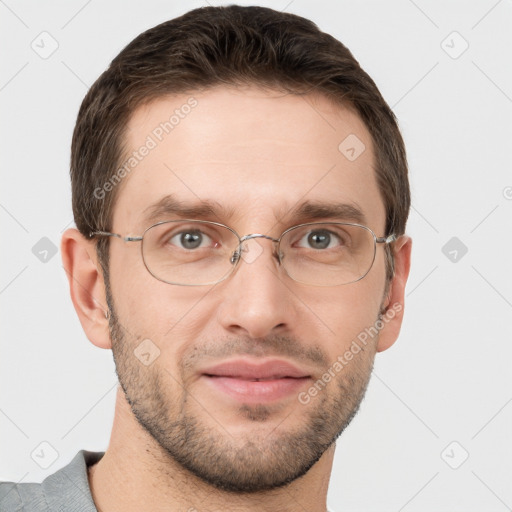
[
  {"xmin": 376, "ymin": 235, "xmax": 412, "ymax": 353},
  {"xmin": 61, "ymin": 228, "xmax": 112, "ymax": 349}
]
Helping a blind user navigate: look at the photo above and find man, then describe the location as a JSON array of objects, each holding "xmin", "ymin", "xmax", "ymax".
[{"xmin": 1, "ymin": 5, "xmax": 411, "ymax": 511}]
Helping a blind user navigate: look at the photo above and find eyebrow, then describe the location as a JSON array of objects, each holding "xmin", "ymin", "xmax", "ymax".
[
  {"xmin": 141, "ymin": 195, "xmax": 235, "ymax": 225},
  {"xmin": 141, "ymin": 194, "xmax": 367, "ymax": 227},
  {"xmin": 289, "ymin": 201, "xmax": 367, "ymax": 225}
]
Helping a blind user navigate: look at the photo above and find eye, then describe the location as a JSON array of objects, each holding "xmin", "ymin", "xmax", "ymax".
[
  {"xmin": 296, "ymin": 229, "xmax": 346, "ymax": 250},
  {"xmin": 168, "ymin": 229, "xmax": 216, "ymax": 250}
]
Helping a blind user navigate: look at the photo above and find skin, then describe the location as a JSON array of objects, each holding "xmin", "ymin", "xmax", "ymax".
[{"xmin": 61, "ymin": 86, "xmax": 411, "ymax": 512}]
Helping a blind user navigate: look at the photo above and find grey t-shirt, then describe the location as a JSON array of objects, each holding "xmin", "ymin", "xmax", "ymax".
[{"xmin": 0, "ymin": 450, "xmax": 104, "ymax": 511}]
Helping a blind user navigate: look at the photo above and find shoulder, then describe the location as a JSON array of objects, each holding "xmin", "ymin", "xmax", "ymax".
[
  {"xmin": 0, "ymin": 450, "xmax": 104, "ymax": 512},
  {"xmin": 0, "ymin": 479, "xmax": 48, "ymax": 511}
]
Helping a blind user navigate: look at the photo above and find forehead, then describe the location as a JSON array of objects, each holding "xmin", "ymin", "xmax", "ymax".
[{"xmin": 112, "ymin": 86, "xmax": 385, "ymax": 233}]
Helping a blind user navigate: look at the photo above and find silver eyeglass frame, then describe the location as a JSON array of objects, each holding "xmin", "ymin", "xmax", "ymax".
[{"xmin": 89, "ymin": 219, "xmax": 397, "ymax": 287}]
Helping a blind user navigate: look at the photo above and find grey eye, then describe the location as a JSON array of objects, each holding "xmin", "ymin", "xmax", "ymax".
[
  {"xmin": 170, "ymin": 230, "xmax": 211, "ymax": 249},
  {"xmin": 307, "ymin": 230, "xmax": 332, "ymax": 249}
]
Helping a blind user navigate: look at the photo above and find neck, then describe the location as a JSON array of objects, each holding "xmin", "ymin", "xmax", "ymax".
[{"xmin": 88, "ymin": 387, "xmax": 333, "ymax": 512}]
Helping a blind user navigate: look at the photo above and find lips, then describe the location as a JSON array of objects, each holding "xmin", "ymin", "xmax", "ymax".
[
  {"xmin": 202, "ymin": 359, "xmax": 310, "ymax": 380},
  {"xmin": 200, "ymin": 358, "xmax": 311, "ymax": 403}
]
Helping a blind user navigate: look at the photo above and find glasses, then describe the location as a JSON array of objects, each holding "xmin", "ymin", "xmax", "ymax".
[{"xmin": 90, "ymin": 220, "xmax": 396, "ymax": 287}]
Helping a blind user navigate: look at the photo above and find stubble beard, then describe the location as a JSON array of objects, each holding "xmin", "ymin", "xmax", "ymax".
[{"xmin": 105, "ymin": 285, "xmax": 376, "ymax": 493}]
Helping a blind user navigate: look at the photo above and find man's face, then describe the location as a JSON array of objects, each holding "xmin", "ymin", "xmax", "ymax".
[{"xmin": 106, "ymin": 86, "xmax": 390, "ymax": 491}]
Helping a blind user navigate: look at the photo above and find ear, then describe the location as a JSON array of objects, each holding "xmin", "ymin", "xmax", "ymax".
[
  {"xmin": 376, "ymin": 235, "xmax": 412, "ymax": 352},
  {"xmin": 61, "ymin": 228, "xmax": 112, "ymax": 349}
]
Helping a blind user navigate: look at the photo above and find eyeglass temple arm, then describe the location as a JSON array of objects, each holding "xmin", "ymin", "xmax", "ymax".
[
  {"xmin": 376, "ymin": 234, "xmax": 397, "ymax": 244},
  {"xmin": 89, "ymin": 231, "xmax": 142, "ymax": 242}
]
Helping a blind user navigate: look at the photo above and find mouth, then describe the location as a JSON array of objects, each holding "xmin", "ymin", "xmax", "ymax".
[{"xmin": 200, "ymin": 358, "xmax": 312, "ymax": 403}]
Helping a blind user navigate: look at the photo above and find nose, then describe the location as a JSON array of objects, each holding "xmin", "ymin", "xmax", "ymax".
[{"xmin": 216, "ymin": 237, "xmax": 296, "ymax": 340}]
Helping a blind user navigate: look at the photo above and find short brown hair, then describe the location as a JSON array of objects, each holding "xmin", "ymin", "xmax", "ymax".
[{"xmin": 70, "ymin": 5, "xmax": 410, "ymax": 283}]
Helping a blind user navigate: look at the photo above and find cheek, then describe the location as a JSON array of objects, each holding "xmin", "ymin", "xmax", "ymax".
[
  {"xmin": 297, "ymin": 280, "xmax": 383, "ymax": 356},
  {"xmin": 109, "ymin": 242, "xmax": 176, "ymax": 319},
  {"xmin": 109, "ymin": 263, "xmax": 150, "ymax": 325},
  {"xmin": 109, "ymin": 255, "xmax": 215, "ymax": 355}
]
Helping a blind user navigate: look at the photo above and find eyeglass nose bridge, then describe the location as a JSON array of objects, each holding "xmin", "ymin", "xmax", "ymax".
[{"xmin": 230, "ymin": 233, "xmax": 281, "ymax": 265}]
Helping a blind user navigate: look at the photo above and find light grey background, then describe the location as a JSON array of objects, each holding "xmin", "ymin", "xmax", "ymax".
[{"xmin": 1, "ymin": 1, "xmax": 511, "ymax": 510}]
